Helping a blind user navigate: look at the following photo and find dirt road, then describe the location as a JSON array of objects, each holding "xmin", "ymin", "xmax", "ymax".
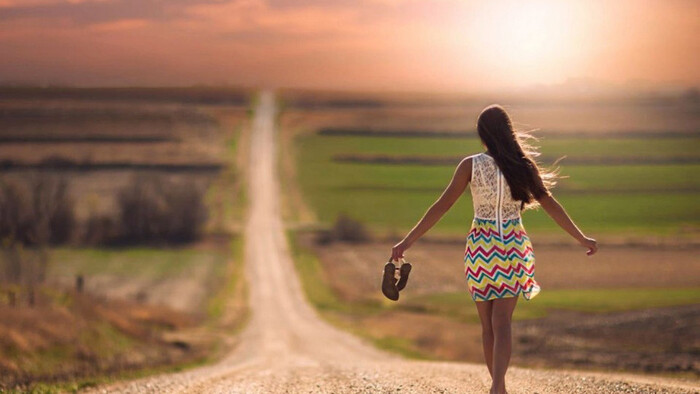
[{"xmin": 91, "ymin": 92, "xmax": 698, "ymax": 393}]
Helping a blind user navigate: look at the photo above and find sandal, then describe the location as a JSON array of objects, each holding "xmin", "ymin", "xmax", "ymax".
[
  {"xmin": 381, "ymin": 262, "xmax": 399, "ymax": 301},
  {"xmin": 396, "ymin": 259, "xmax": 412, "ymax": 291}
]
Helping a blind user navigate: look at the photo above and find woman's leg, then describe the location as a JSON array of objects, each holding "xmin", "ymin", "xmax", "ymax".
[
  {"xmin": 474, "ymin": 300, "xmax": 494, "ymax": 378},
  {"xmin": 490, "ymin": 296, "xmax": 518, "ymax": 394}
]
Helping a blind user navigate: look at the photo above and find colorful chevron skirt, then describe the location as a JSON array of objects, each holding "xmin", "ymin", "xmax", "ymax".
[{"xmin": 464, "ymin": 218, "xmax": 541, "ymax": 302}]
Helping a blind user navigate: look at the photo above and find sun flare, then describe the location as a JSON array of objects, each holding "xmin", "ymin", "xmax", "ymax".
[{"xmin": 464, "ymin": 0, "xmax": 585, "ymax": 84}]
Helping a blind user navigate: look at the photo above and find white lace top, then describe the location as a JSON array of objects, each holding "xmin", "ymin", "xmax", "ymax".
[{"xmin": 469, "ymin": 153, "xmax": 522, "ymax": 221}]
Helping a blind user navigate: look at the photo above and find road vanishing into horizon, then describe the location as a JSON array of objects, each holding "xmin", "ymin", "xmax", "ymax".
[{"xmin": 91, "ymin": 91, "xmax": 698, "ymax": 393}]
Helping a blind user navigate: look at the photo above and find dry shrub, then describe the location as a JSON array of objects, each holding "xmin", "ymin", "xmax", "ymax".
[
  {"xmin": 316, "ymin": 213, "xmax": 370, "ymax": 244},
  {"xmin": 81, "ymin": 214, "xmax": 119, "ymax": 246},
  {"xmin": 333, "ymin": 213, "xmax": 370, "ymax": 242},
  {"xmin": 116, "ymin": 174, "xmax": 207, "ymax": 245},
  {"xmin": 0, "ymin": 245, "xmax": 50, "ymax": 307},
  {"xmin": 0, "ymin": 174, "xmax": 75, "ymax": 245},
  {"xmin": 0, "ymin": 174, "xmax": 74, "ymax": 306}
]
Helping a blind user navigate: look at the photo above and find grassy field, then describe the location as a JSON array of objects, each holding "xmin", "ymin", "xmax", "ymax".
[
  {"xmin": 296, "ymin": 133, "xmax": 700, "ymax": 236},
  {"xmin": 409, "ymin": 288, "xmax": 700, "ymax": 322},
  {"xmin": 48, "ymin": 247, "xmax": 229, "ymax": 314},
  {"xmin": 50, "ymin": 248, "xmax": 225, "ymax": 279},
  {"xmin": 298, "ymin": 134, "xmax": 700, "ymax": 158}
]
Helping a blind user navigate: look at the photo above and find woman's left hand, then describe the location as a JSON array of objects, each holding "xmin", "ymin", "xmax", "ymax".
[{"xmin": 391, "ymin": 240, "xmax": 411, "ymax": 262}]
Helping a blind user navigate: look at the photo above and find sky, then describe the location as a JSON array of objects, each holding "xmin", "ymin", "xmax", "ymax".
[{"xmin": 0, "ymin": 0, "xmax": 698, "ymax": 92}]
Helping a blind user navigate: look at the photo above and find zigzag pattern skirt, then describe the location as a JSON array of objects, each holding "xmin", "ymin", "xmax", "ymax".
[{"xmin": 464, "ymin": 218, "xmax": 541, "ymax": 302}]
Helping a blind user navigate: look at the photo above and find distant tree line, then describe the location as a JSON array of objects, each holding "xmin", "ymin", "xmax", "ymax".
[
  {"xmin": 0, "ymin": 173, "xmax": 208, "ymax": 307},
  {"xmin": 0, "ymin": 173, "xmax": 207, "ymax": 246}
]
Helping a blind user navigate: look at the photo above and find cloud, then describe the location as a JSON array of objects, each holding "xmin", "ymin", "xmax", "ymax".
[
  {"xmin": 0, "ymin": 0, "xmax": 426, "ymax": 26},
  {"xmin": 186, "ymin": 0, "xmax": 365, "ymax": 39},
  {"xmin": 89, "ymin": 18, "xmax": 149, "ymax": 31},
  {"xmin": 0, "ymin": 0, "xmax": 226, "ymax": 25}
]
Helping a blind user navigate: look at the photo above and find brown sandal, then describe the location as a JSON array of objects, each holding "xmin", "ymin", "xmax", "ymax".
[
  {"xmin": 381, "ymin": 262, "xmax": 399, "ymax": 301},
  {"xmin": 396, "ymin": 259, "xmax": 412, "ymax": 291}
]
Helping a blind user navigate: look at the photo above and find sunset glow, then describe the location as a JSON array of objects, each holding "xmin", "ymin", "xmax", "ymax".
[
  {"xmin": 0, "ymin": 0, "xmax": 697, "ymax": 92},
  {"xmin": 465, "ymin": 1, "xmax": 582, "ymax": 76}
]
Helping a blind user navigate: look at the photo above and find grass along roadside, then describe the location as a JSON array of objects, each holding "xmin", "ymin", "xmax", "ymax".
[
  {"xmin": 287, "ymin": 231, "xmax": 380, "ymax": 316},
  {"xmin": 203, "ymin": 104, "xmax": 250, "ymax": 326},
  {"xmin": 203, "ymin": 103, "xmax": 250, "ymax": 327},
  {"xmin": 278, "ymin": 109, "xmax": 317, "ymax": 226},
  {"xmin": 204, "ymin": 110, "xmax": 249, "ymax": 235},
  {"xmin": 287, "ymin": 231, "xmax": 430, "ymax": 359},
  {"xmin": 206, "ymin": 235, "xmax": 249, "ymax": 329},
  {"xmin": 405, "ymin": 288, "xmax": 700, "ymax": 323}
]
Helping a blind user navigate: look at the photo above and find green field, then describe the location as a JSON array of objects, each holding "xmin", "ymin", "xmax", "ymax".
[
  {"xmin": 296, "ymin": 134, "xmax": 700, "ymax": 236},
  {"xmin": 408, "ymin": 288, "xmax": 700, "ymax": 322},
  {"xmin": 50, "ymin": 247, "xmax": 228, "ymax": 279},
  {"xmin": 302, "ymin": 135, "xmax": 700, "ymax": 159}
]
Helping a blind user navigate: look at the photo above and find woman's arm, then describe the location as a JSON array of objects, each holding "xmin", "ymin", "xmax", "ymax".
[
  {"xmin": 391, "ymin": 157, "xmax": 472, "ymax": 262},
  {"xmin": 537, "ymin": 193, "xmax": 598, "ymax": 256}
]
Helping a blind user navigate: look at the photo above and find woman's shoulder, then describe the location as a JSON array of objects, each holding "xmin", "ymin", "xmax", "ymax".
[
  {"xmin": 460, "ymin": 153, "xmax": 484, "ymax": 166},
  {"xmin": 456, "ymin": 153, "xmax": 483, "ymax": 174},
  {"xmin": 463, "ymin": 152, "xmax": 484, "ymax": 160}
]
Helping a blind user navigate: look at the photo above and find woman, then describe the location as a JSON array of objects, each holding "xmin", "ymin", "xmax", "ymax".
[{"xmin": 389, "ymin": 105, "xmax": 598, "ymax": 394}]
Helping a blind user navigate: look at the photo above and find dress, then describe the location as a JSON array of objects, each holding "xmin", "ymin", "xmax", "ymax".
[{"xmin": 464, "ymin": 153, "xmax": 541, "ymax": 302}]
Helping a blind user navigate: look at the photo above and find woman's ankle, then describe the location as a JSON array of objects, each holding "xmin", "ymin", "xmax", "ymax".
[{"xmin": 490, "ymin": 381, "xmax": 506, "ymax": 394}]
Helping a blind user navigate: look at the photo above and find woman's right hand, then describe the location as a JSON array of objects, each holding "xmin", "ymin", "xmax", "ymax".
[
  {"xmin": 391, "ymin": 240, "xmax": 411, "ymax": 262},
  {"xmin": 579, "ymin": 237, "xmax": 598, "ymax": 256}
]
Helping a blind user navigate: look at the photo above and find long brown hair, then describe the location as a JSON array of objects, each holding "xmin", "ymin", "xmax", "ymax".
[{"xmin": 476, "ymin": 104, "xmax": 556, "ymax": 209}]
